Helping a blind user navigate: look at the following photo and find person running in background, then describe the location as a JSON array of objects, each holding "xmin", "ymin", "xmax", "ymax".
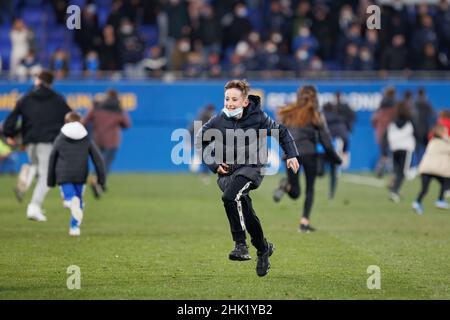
[
  {"xmin": 0, "ymin": 121, "xmax": 19, "ymax": 175},
  {"xmin": 432, "ymin": 109, "xmax": 450, "ymax": 198},
  {"xmin": 331, "ymin": 91, "xmax": 355, "ymax": 169},
  {"xmin": 435, "ymin": 109, "xmax": 450, "ymax": 136},
  {"xmin": 403, "ymin": 90, "xmax": 414, "ymax": 112},
  {"xmin": 82, "ymin": 89, "xmax": 131, "ymax": 197},
  {"xmin": 273, "ymin": 85, "xmax": 341, "ymax": 233},
  {"xmin": 334, "ymin": 92, "xmax": 356, "ymax": 134},
  {"xmin": 3, "ymin": 70, "xmax": 71, "ymax": 221},
  {"xmin": 381, "ymin": 102, "xmax": 417, "ymax": 203},
  {"xmin": 188, "ymin": 103, "xmax": 216, "ymax": 184},
  {"xmin": 318, "ymin": 101, "xmax": 349, "ymax": 199},
  {"xmin": 412, "ymin": 124, "xmax": 450, "ymax": 214},
  {"xmin": 413, "ymin": 88, "xmax": 436, "ymax": 163},
  {"xmin": 48, "ymin": 111, "xmax": 106, "ymax": 236},
  {"xmin": 197, "ymin": 79, "xmax": 299, "ymax": 277},
  {"xmin": 412, "ymin": 88, "xmax": 436, "ymax": 164},
  {"xmin": 372, "ymin": 86, "xmax": 397, "ymax": 178}
]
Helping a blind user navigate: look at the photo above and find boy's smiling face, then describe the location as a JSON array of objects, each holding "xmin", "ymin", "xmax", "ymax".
[{"xmin": 224, "ymin": 88, "xmax": 249, "ymax": 112}]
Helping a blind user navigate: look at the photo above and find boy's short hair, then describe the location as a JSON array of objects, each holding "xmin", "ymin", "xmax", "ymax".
[
  {"xmin": 224, "ymin": 79, "xmax": 250, "ymax": 97},
  {"xmin": 37, "ymin": 70, "xmax": 54, "ymax": 86},
  {"xmin": 65, "ymin": 111, "xmax": 81, "ymax": 123}
]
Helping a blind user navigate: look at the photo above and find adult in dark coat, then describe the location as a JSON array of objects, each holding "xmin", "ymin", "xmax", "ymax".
[
  {"xmin": 319, "ymin": 102, "xmax": 349, "ymax": 198},
  {"xmin": 3, "ymin": 70, "xmax": 71, "ymax": 221}
]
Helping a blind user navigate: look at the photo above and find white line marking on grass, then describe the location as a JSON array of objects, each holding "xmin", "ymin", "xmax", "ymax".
[{"xmin": 342, "ymin": 174, "xmax": 386, "ymax": 188}]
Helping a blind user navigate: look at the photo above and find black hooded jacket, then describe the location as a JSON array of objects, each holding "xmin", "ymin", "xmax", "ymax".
[
  {"xmin": 287, "ymin": 119, "xmax": 342, "ymax": 164},
  {"xmin": 47, "ymin": 121, "xmax": 106, "ymax": 187},
  {"xmin": 3, "ymin": 85, "xmax": 72, "ymax": 144},
  {"xmin": 323, "ymin": 110, "xmax": 349, "ymax": 141},
  {"xmin": 196, "ymin": 95, "xmax": 299, "ymax": 174}
]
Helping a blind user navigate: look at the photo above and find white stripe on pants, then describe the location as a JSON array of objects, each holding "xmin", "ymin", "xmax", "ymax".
[
  {"xmin": 235, "ymin": 181, "xmax": 252, "ymax": 232},
  {"xmin": 403, "ymin": 150, "xmax": 413, "ymax": 176},
  {"xmin": 27, "ymin": 143, "xmax": 52, "ymax": 207}
]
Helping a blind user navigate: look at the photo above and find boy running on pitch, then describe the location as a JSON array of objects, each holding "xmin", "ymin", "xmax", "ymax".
[{"xmin": 48, "ymin": 111, "xmax": 106, "ymax": 236}]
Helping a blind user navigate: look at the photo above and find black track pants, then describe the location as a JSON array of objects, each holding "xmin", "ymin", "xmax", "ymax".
[
  {"xmin": 286, "ymin": 155, "xmax": 317, "ymax": 219},
  {"xmin": 416, "ymin": 174, "xmax": 449, "ymax": 202},
  {"xmin": 221, "ymin": 175, "xmax": 267, "ymax": 252}
]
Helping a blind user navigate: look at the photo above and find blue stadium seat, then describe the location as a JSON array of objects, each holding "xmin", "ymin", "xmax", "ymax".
[
  {"xmin": 0, "ymin": 26, "xmax": 10, "ymax": 42},
  {"xmin": 324, "ymin": 61, "xmax": 341, "ymax": 71},
  {"xmin": 70, "ymin": 0, "xmax": 86, "ymax": 7},
  {"xmin": 21, "ymin": 0, "xmax": 41, "ymax": 6},
  {"xmin": 96, "ymin": 0, "xmax": 113, "ymax": 7},
  {"xmin": 0, "ymin": 50, "xmax": 11, "ymax": 70},
  {"xmin": 0, "ymin": 22, "xmax": 12, "ymax": 31},
  {"xmin": 28, "ymin": 23, "xmax": 44, "ymax": 34},
  {"xmin": 70, "ymin": 47, "xmax": 83, "ymax": 60},
  {"xmin": 21, "ymin": 8, "xmax": 44, "ymax": 25},
  {"xmin": 70, "ymin": 59, "xmax": 83, "ymax": 71},
  {"xmin": 47, "ymin": 27, "xmax": 67, "ymax": 42},
  {"xmin": 247, "ymin": 8, "xmax": 263, "ymax": 33},
  {"xmin": 98, "ymin": 6, "xmax": 110, "ymax": 27},
  {"xmin": 47, "ymin": 41, "xmax": 65, "ymax": 54},
  {"xmin": 32, "ymin": 24, "xmax": 46, "ymax": 35},
  {"xmin": 223, "ymin": 46, "xmax": 236, "ymax": 62},
  {"xmin": 0, "ymin": 39, "xmax": 11, "ymax": 49},
  {"xmin": 140, "ymin": 25, "xmax": 158, "ymax": 47},
  {"xmin": 44, "ymin": 9, "xmax": 57, "ymax": 26}
]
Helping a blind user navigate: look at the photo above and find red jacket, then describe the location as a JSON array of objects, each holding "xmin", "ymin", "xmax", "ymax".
[
  {"xmin": 82, "ymin": 109, "xmax": 131, "ymax": 149},
  {"xmin": 428, "ymin": 117, "xmax": 450, "ymax": 141},
  {"xmin": 438, "ymin": 117, "xmax": 450, "ymax": 135}
]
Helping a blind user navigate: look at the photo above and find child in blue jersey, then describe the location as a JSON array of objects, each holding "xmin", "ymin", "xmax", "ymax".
[{"xmin": 48, "ymin": 111, "xmax": 106, "ymax": 236}]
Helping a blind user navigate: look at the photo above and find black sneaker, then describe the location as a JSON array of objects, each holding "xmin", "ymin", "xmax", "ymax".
[
  {"xmin": 91, "ymin": 183, "xmax": 103, "ymax": 199},
  {"xmin": 256, "ymin": 242, "xmax": 274, "ymax": 277},
  {"xmin": 299, "ymin": 224, "xmax": 316, "ymax": 233},
  {"xmin": 229, "ymin": 243, "xmax": 251, "ymax": 261},
  {"xmin": 273, "ymin": 178, "xmax": 288, "ymax": 202}
]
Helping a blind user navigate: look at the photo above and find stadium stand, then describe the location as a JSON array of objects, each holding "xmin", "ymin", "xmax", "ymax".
[{"xmin": 0, "ymin": 0, "xmax": 449, "ymax": 80}]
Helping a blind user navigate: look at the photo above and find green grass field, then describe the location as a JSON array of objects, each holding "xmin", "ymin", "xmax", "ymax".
[{"xmin": 0, "ymin": 173, "xmax": 449, "ymax": 300}]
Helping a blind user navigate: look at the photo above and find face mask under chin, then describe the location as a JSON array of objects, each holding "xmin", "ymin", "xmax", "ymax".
[{"xmin": 223, "ymin": 107, "xmax": 243, "ymax": 118}]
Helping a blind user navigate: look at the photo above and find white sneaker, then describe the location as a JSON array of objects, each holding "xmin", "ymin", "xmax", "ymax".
[
  {"xmin": 70, "ymin": 197, "xmax": 83, "ymax": 225},
  {"xmin": 412, "ymin": 201, "xmax": 424, "ymax": 215},
  {"xmin": 26, "ymin": 203, "xmax": 47, "ymax": 222},
  {"xmin": 62, "ymin": 200, "xmax": 71, "ymax": 209},
  {"xmin": 435, "ymin": 200, "xmax": 450, "ymax": 210},
  {"xmin": 69, "ymin": 227, "xmax": 81, "ymax": 236}
]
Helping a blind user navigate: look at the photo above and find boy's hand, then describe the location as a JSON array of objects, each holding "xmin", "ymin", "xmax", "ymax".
[
  {"xmin": 287, "ymin": 157, "xmax": 299, "ymax": 174},
  {"xmin": 217, "ymin": 163, "xmax": 229, "ymax": 175}
]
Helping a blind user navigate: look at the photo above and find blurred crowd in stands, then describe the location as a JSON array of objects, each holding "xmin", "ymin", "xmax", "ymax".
[{"xmin": 1, "ymin": 0, "xmax": 450, "ymax": 79}]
